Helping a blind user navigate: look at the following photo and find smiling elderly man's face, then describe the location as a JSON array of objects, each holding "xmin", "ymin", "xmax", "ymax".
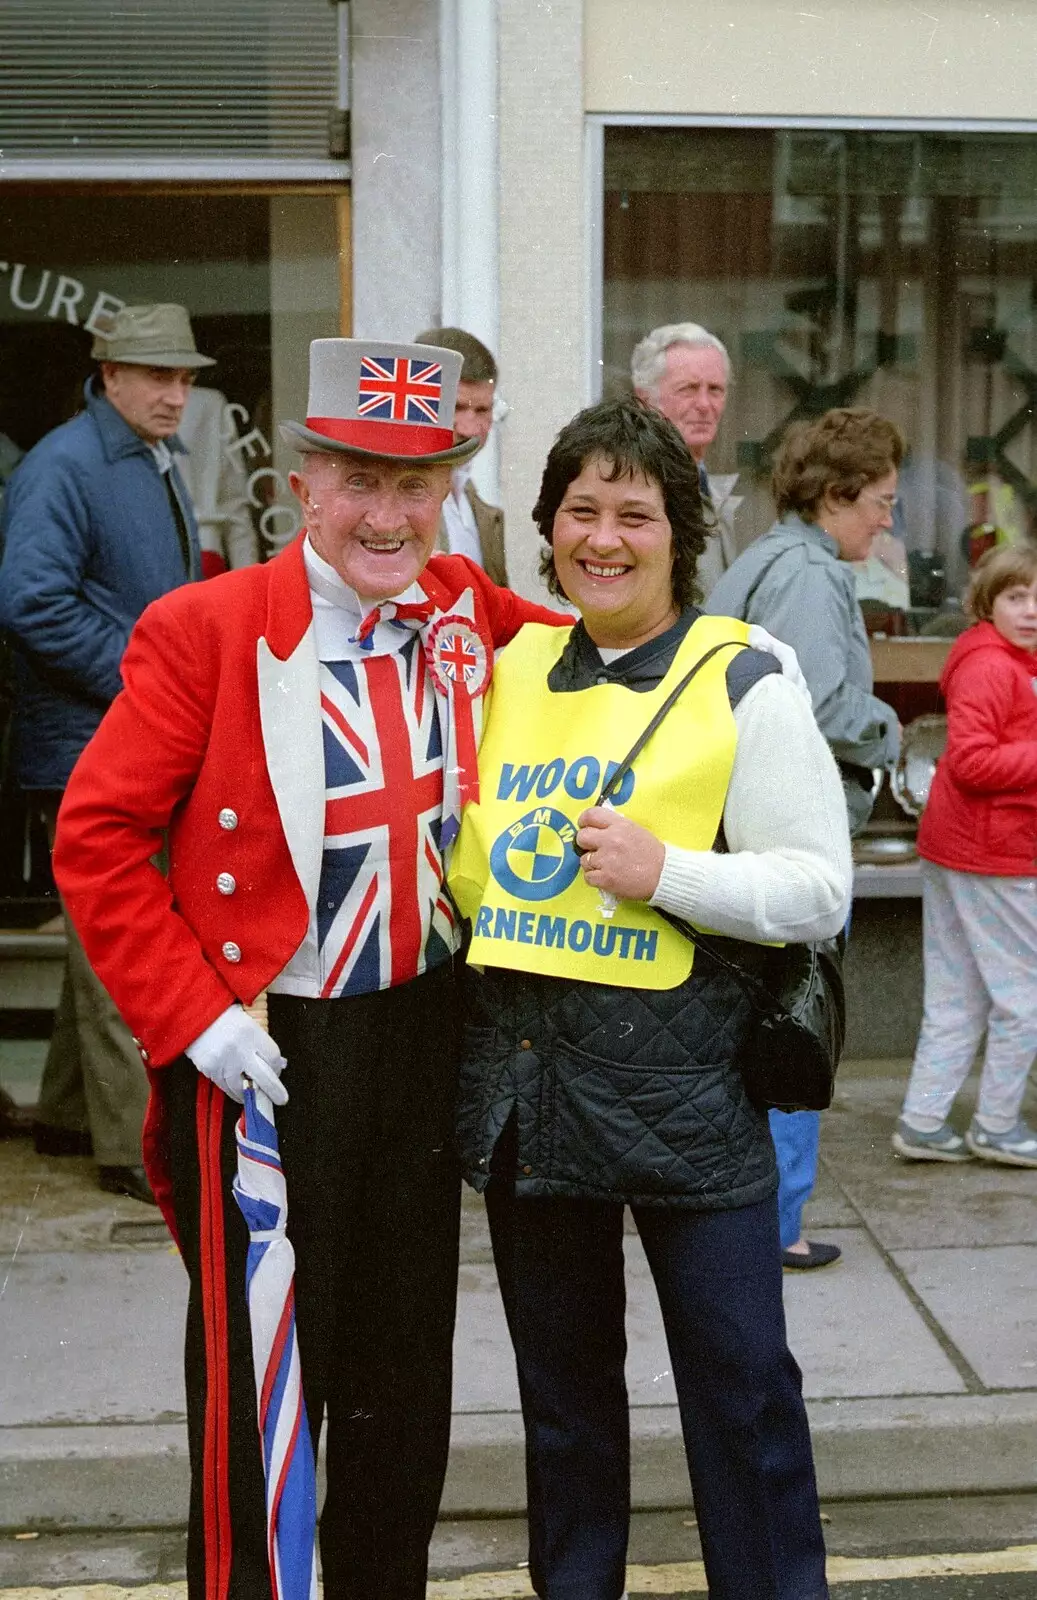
[{"xmin": 289, "ymin": 451, "xmax": 452, "ymax": 599}]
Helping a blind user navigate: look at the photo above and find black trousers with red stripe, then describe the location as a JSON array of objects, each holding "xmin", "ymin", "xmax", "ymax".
[{"xmin": 165, "ymin": 962, "xmax": 463, "ymax": 1600}]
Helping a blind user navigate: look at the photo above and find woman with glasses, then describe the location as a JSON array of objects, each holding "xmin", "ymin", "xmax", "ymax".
[{"xmin": 707, "ymin": 406, "xmax": 903, "ymax": 1271}]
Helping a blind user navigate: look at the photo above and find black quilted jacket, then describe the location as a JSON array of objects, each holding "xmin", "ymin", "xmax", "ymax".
[{"xmin": 455, "ymin": 608, "xmax": 780, "ymax": 1210}]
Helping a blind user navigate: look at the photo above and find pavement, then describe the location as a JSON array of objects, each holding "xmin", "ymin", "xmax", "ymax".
[{"xmin": 1, "ymin": 1054, "xmax": 1036, "ymax": 1533}]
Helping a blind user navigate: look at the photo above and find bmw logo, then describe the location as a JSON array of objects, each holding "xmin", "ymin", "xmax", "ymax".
[{"xmin": 489, "ymin": 806, "xmax": 581, "ymax": 902}]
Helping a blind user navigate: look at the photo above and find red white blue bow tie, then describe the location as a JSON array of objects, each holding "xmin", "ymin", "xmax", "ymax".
[{"xmin": 351, "ymin": 596, "xmax": 437, "ymax": 650}]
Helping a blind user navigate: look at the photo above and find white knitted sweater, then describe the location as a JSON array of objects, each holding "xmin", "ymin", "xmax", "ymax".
[{"xmin": 648, "ymin": 672, "xmax": 852, "ymax": 944}]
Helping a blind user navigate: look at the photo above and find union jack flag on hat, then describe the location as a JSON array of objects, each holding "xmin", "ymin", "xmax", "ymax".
[
  {"xmin": 357, "ymin": 355, "xmax": 443, "ymax": 424},
  {"xmin": 278, "ymin": 338, "xmax": 482, "ymax": 465}
]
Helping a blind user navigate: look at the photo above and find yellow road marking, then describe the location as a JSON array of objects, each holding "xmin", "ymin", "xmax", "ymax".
[
  {"xmin": 827, "ymin": 1544, "xmax": 1037, "ymax": 1580},
  {"xmin": 426, "ymin": 1542, "xmax": 1037, "ymax": 1595},
  {"xmin": 0, "ymin": 1591, "xmax": 187, "ymax": 1600},
  {"xmin": 3, "ymin": 1545, "xmax": 1037, "ymax": 1598}
]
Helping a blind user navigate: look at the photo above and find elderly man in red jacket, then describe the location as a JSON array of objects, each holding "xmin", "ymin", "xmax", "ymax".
[{"xmin": 53, "ymin": 338, "xmax": 561, "ymax": 1600}]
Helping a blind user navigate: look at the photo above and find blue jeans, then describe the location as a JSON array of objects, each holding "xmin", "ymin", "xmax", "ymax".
[
  {"xmin": 770, "ymin": 909, "xmax": 850, "ymax": 1250},
  {"xmin": 769, "ymin": 1109, "xmax": 821, "ymax": 1250}
]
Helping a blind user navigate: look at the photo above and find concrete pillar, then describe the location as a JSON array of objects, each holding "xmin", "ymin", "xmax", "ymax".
[
  {"xmin": 350, "ymin": 0, "xmax": 442, "ymax": 340},
  {"xmin": 440, "ymin": 0, "xmax": 500, "ymax": 503},
  {"xmin": 268, "ymin": 195, "xmax": 340, "ymax": 547},
  {"xmin": 498, "ymin": 0, "xmax": 586, "ymax": 597}
]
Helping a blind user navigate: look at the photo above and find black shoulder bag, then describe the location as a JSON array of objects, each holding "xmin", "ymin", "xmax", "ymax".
[{"xmin": 586, "ymin": 641, "xmax": 845, "ymax": 1113}]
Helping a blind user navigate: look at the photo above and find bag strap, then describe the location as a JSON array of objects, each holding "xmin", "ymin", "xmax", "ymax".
[
  {"xmin": 589, "ymin": 633, "xmax": 790, "ymax": 1019},
  {"xmin": 595, "ymin": 640, "xmax": 745, "ymax": 810},
  {"xmin": 656, "ymin": 906, "xmax": 790, "ymax": 1018}
]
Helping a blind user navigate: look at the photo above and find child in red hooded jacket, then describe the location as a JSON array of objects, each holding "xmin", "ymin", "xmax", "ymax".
[{"xmin": 894, "ymin": 543, "xmax": 1037, "ymax": 1168}]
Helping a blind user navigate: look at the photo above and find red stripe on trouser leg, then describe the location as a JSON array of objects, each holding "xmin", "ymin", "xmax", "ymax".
[
  {"xmin": 196, "ymin": 1081, "xmax": 219, "ymax": 1597},
  {"xmin": 196, "ymin": 1077, "xmax": 234, "ymax": 1600},
  {"xmin": 209, "ymin": 1087, "xmax": 233, "ymax": 1600}
]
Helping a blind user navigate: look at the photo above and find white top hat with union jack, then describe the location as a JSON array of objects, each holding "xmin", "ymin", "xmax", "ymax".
[{"xmin": 280, "ymin": 337, "xmax": 482, "ymax": 465}]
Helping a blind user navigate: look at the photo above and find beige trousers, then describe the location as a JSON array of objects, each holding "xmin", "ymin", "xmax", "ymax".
[{"xmin": 38, "ymin": 797, "xmax": 149, "ymax": 1166}]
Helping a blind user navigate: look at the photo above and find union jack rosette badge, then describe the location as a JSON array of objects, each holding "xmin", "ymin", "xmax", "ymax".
[{"xmin": 425, "ymin": 615, "xmax": 492, "ymax": 700}]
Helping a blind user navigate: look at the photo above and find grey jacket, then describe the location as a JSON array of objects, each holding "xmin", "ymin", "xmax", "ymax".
[
  {"xmin": 706, "ymin": 514, "xmax": 899, "ymax": 834},
  {"xmin": 696, "ymin": 470, "xmax": 742, "ymax": 599}
]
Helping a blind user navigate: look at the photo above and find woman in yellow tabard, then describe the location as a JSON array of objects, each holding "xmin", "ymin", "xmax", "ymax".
[{"xmin": 449, "ymin": 399, "xmax": 852, "ymax": 1600}]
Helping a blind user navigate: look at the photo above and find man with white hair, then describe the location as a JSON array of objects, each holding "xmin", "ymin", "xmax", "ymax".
[
  {"xmin": 52, "ymin": 335, "xmax": 563, "ymax": 1600},
  {"xmin": 632, "ymin": 322, "xmax": 742, "ymax": 596}
]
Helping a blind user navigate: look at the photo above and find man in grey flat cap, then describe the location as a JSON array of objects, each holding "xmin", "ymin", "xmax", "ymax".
[{"xmin": 0, "ymin": 302, "xmax": 213, "ymax": 1205}]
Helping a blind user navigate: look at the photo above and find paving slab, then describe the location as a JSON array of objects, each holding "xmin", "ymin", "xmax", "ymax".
[
  {"xmin": 779, "ymin": 1228, "xmax": 966, "ymax": 1398},
  {"xmin": 4, "ymin": 1064, "xmax": 1037, "ymax": 1530},
  {"xmin": 894, "ymin": 1244, "xmax": 1037, "ymax": 1390},
  {"xmin": 817, "ymin": 1078, "xmax": 1037, "ymax": 1252},
  {"xmin": 799, "ymin": 1163, "xmax": 858, "ymax": 1229},
  {"xmin": 0, "ymin": 1142, "xmax": 166, "ymax": 1255},
  {"xmin": 455, "ymin": 1226, "xmax": 965, "ymax": 1412},
  {"xmin": 453, "ymin": 1263, "xmax": 520, "ymax": 1413},
  {"xmin": 2, "ymin": 1253, "xmax": 186, "ymax": 1427},
  {"xmin": 833, "ymin": 1165, "xmax": 1037, "ymax": 1252}
]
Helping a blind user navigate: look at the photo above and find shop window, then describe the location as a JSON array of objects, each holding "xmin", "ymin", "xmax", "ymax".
[
  {"xmin": 0, "ymin": 189, "xmax": 342, "ymax": 545},
  {"xmin": 603, "ymin": 127, "xmax": 1037, "ymax": 612},
  {"xmin": 0, "ymin": 187, "xmax": 342, "ymax": 905}
]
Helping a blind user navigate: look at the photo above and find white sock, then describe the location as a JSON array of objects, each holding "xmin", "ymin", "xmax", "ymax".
[
  {"xmin": 974, "ymin": 1112, "xmax": 1018, "ymax": 1135},
  {"xmin": 901, "ymin": 1112, "xmax": 944, "ymax": 1134}
]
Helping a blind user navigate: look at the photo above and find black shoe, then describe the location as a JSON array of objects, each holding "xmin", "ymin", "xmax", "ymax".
[
  {"xmin": 33, "ymin": 1121, "xmax": 94, "ymax": 1157},
  {"xmin": 782, "ymin": 1241, "xmax": 842, "ymax": 1271},
  {"xmin": 0, "ymin": 1088, "xmax": 33, "ymax": 1139},
  {"xmin": 98, "ymin": 1165, "xmax": 157, "ymax": 1205}
]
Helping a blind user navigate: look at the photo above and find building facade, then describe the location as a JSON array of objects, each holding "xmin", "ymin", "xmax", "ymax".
[
  {"xmin": 5, "ymin": 0, "xmax": 1037, "ymax": 942},
  {"xmin": 489, "ymin": 0, "xmax": 1037, "ymax": 599}
]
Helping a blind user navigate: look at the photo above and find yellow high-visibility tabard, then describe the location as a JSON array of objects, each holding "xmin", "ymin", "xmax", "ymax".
[{"xmin": 449, "ymin": 615, "xmax": 750, "ymax": 990}]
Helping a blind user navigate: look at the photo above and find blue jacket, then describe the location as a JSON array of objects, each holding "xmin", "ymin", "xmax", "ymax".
[{"xmin": 0, "ymin": 378, "xmax": 200, "ymax": 789}]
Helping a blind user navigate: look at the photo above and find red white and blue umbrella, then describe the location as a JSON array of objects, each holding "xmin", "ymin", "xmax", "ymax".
[{"xmin": 233, "ymin": 1083, "xmax": 318, "ymax": 1600}]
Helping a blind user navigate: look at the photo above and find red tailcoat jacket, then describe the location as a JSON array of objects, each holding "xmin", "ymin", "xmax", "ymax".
[
  {"xmin": 53, "ymin": 535, "xmax": 561, "ymax": 1228},
  {"xmin": 918, "ymin": 619, "xmax": 1037, "ymax": 877}
]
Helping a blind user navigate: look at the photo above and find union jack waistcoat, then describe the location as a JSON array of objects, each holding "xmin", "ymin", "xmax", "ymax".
[{"xmin": 273, "ymin": 632, "xmax": 460, "ymax": 1000}]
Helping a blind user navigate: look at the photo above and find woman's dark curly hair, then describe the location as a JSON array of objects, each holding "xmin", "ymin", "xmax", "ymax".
[
  {"xmin": 534, "ymin": 397, "xmax": 710, "ymax": 609},
  {"xmin": 772, "ymin": 407, "xmax": 905, "ymax": 521}
]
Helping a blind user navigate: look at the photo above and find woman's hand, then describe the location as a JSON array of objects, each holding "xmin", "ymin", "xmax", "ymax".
[{"xmin": 575, "ymin": 807, "xmax": 666, "ymax": 901}]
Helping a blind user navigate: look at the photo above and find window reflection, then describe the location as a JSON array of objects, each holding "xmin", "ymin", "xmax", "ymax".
[{"xmin": 604, "ymin": 127, "xmax": 1037, "ymax": 618}]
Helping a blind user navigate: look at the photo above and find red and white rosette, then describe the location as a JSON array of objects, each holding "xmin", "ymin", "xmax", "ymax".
[{"xmin": 425, "ymin": 612, "xmax": 492, "ymax": 810}]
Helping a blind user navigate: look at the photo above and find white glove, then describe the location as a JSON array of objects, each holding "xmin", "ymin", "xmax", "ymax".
[
  {"xmin": 746, "ymin": 624, "xmax": 813, "ymax": 707},
  {"xmin": 185, "ymin": 1004, "xmax": 289, "ymax": 1106}
]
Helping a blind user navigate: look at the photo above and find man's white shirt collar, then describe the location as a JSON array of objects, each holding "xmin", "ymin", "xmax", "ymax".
[
  {"xmin": 442, "ymin": 468, "xmax": 484, "ymax": 566},
  {"xmin": 450, "ymin": 463, "xmax": 473, "ymax": 501},
  {"xmin": 302, "ymin": 535, "xmax": 427, "ymax": 660}
]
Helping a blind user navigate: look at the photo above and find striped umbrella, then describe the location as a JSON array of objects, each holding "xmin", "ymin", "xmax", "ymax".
[{"xmin": 233, "ymin": 1078, "xmax": 318, "ymax": 1600}]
